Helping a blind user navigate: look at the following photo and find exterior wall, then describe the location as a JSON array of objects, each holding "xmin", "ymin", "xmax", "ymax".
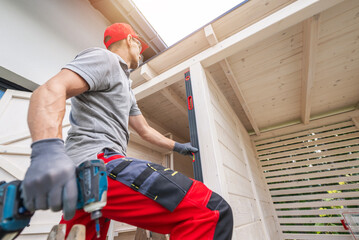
[
  {"xmin": 207, "ymin": 73, "xmax": 281, "ymax": 240},
  {"xmin": 189, "ymin": 62, "xmax": 280, "ymax": 240},
  {"xmin": 0, "ymin": 0, "xmax": 109, "ymax": 89}
]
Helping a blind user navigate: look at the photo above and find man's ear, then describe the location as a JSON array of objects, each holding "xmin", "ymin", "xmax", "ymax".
[{"xmin": 126, "ymin": 34, "xmax": 132, "ymax": 47}]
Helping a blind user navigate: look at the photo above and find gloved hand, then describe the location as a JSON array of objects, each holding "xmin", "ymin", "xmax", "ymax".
[
  {"xmin": 22, "ymin": 138, "xmax": 77, "ymax": 220},
  {"xmin": 173, "ymin": 142, "xmax": 198, "ymax": 156}
]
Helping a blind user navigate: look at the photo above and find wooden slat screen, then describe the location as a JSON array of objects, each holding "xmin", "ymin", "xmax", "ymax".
[{"xmin": 254, "ymin": 120, "xmax": 359, "ymax": 240}]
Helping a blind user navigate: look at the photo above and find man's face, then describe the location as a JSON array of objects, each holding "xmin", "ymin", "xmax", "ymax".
[{"xmin": 129, "ymin": 37, "xmax": 142, "ymax": 69}]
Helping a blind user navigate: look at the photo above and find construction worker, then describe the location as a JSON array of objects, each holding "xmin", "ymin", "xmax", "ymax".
[{"xmin": 22, "ymin": 23, "xmax": 233, "ymax": 239}]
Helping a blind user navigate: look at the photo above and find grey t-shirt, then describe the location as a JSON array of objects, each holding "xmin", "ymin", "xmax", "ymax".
[{"xmin": 63, "ymin": 47, "xmax": 141, "ymax": 165}]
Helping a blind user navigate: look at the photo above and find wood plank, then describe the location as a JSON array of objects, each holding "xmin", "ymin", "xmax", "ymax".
[
  {"xmin": 225, "ymin": 166, "xmax": 254, "ymax": 199},
  {"xmin": 202, "ymin": 0, "xmax": 344, "ymax": 67},
  {"xmin": 261, "ymin": 145, "xmax": 359, "ymax": 167},
  {"xmin": 270, "ymin": 182, "xmax": 359, "ymax": 195},
  {"xmin": 263, "ymin": 152, "xmax": 359, "ymax": 172},
  {"xmin": 219, "ymin": 59, "xmax": 260, "ymax": 135},
  {"xmin": 204, "ymin": 24, "xmax": 218, "ymax": 47},
  {"xmin": 274, "ymin": 199, "xmax": 359, "ymax": 209},
  {"xmin": 282, "ymin": 234, "xmax": 352, "ymax": 240},
  {"xmin": 301, "ymin": 15, "xmax": 319, "ymax": 124},
  {"xmin": 258, "ymin": 128, "xmax": 359, "ymax": 155},
  {"xmin": 266, "ymin": 168, "xmax": 359, "ymax": 184},
  {"xmin": 264, "ymin": 159, "xmax": 359, "ymax": 178},
  {"xmin": 255, "ymin": 120, "xmax": 354, "ymax": 146},
  {"xmin": 273, "ymin": 191, "xmax": 359, "ymax": 202},
  {"xmin": 134, "ymin": 0, "xmax": 344, "ymax": 100},
  {"xmin": 276, "ymin": 208, "xmax": 359, "ymax": 216},
  {"xmin": 278, "ymin": 217, "xmax": 343, "ymax": 224},
  {"xmin": 140, "ymin": 64, "xmax": 157, "ymax": 81},
  {"xmin": 252, "ymin": 111, "xmax": 359, "ymax": 142},
  {"xmin": 160, "ymin": 87, "xmax": 187, "ymax": 115},
  {"xmin": 189, "ymin": 62, "xmax": 229, "ymax": 197},
  {"xmin": 259, "ymin": 138, "xmax": 359, "ymax": 161},
  {"xmin": 268, "ymin": 175, "xmax": 359, "ymax": 189},
  {"xmin": 257, "ymin": 126, "xmax": 358, "ymax": 153},
  {"xmin": 47, "ymin": 224, "xmax": 66, "ymax": 240},
  {"xmin": 256, "ymin": 122, "xmax": 354, "ymax": 150},
  {"xmin": 281, "ymin": 225, "xmax": 346, "ymax": 232},
  {"xmin": 66, "ymin": 225, "xmax": 85, "ymax": 240}
]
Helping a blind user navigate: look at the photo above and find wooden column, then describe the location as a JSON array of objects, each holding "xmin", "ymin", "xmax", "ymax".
[{"xmin": 189, "ymin": 62, "xmax": 229, "ymax": 199}]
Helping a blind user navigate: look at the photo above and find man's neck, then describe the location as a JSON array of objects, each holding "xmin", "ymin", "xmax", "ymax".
[{"xmin": 110, "ymin": 48, "xmax": 130, "ymax": 68}]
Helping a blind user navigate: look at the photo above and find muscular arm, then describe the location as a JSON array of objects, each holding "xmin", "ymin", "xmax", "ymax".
[
  {"xmin": 28, "ymin": 69, "xmax": 89, "ymax": 141},
  {"xmin": 129, "ymin": 114, "xmax": 175, "ymax": 150}
]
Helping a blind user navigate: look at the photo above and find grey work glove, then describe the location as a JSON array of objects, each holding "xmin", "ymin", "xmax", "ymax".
[
  {"xmin": 22, "ymin": 138, "xmax": 77, "ymax": 220},
  {"xmin": 173, "ymin": 142, "xmax": 198, "ymax": 156}
]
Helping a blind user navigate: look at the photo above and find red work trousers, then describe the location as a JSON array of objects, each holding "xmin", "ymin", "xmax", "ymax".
[{"xmin": 60, "ymin": 152, "xmax": 233, "ymax": 240}]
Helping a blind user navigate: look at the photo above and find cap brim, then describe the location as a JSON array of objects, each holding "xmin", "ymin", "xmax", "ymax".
[{"xmin": 137, "ymin": 37, "xmax": 149, "ymax": 54}]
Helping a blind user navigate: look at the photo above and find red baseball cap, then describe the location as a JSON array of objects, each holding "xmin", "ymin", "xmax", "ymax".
[{"xmin": 104, "ymin": 23, "xmax": 149, "ymax": 54}]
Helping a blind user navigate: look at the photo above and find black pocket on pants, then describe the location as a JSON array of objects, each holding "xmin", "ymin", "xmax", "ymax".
[
  {"xmin": 146, "ymin": 163, "xmax": 193, "ymax": 212},
  {"xmin": 106, "ymin": 158, "xmax": 193, "ymax": 212}
]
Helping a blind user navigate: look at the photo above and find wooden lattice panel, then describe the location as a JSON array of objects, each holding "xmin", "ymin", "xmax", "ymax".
[{"xmin": 254, "ymin": 120, "xmax": 359, "ymax": 240}]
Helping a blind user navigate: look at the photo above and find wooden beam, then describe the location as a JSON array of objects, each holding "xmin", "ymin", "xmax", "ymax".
[
  {"xmin": 140, "ymin": 64, "xmax": 157, "ymax": 81},
  {"xmin": 219, "ymin": 59, "xmax": 260, "ymax": 135},
  {"xmin": 301, "ymin": 15, "xmax": 319, "ymax": 124},
  {"xmin": 140, "ymin": 64, "xmax": 187, "ymax": 116},
  {"xmin": 160, "ymin": 88, "xmax": 187, "ymax": 116},
  {"xmin": 133, "ymin": 0, "xmax": 343, "ymax": 100},
  {"xmin": 252, "ymin": 109, "xmax": 359, "ymax": 142},
  {"xmin": 204, "ymin": 24, "xmax": 218, "ymax": 47},
  {"xmin": 204, "ymin": 23, "xmax": 260, "ymax": 135}
]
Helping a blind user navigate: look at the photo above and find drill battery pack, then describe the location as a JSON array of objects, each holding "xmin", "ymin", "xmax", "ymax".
[{"xmin": 0, "ymin": 180, "xmax": 33, "ymax": 239}]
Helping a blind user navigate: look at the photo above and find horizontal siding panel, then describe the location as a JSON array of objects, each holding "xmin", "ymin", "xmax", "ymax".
[
  {"xmin": 254, "ymin": 121, "xmax": 353, "ymax": 146},
  {"xmin": 266, "ymin": 168, "xmax": 359, "ymax": 183},
  {"xmin": 271, "ymin": 182, "xmax": 359, "ymax": 195},
  {"xmin": 276, "ymin": 208, "xmax": 359, "ymax": 216},
  {"xmin": 265, "ymin": 158, "xmax": 359, "ymax": 177},
  {"xmin": 254, "ymin": 120, "xmax": 359, "ymax": 238},
  {"xmin": 278, "ymin": 217, "xmax": 343, "ymax": 224},
  {"xmin": 259, "ymin": 138, "xmax": 359, "ymax": 161},
  {"xmin": 256, "ymin": 123, "xmax": 355, "ymax": 151},
  {"xmin": 224, "ymin": 166, "xmax": 254, "ymax": 198},
  {"xmin": 268, "ymin": 175, "xmax": 359, "ymax": 189},
  {"xmin": 263, "ymin": 152, "xmax": 359, "ymax": 171},
  {"xmin": 229, "ymin": 194, "xmax": 260, "ymax": 227},
  {"xmin": 261, "ymin": 145, "xmax": 359, "ymax": 167},
  {"xmin": 220, "ymin": 143, "xmax": 248, "ymax": 179},
  {"xmin": 274, "ymin": 199, "xmax": 359, "ymax": 209},
  {"xmin": 272, "ymin": 191, "xmax": 359, "ymax": 202},
  {"xmin": 281, "ymin": 225, "xmax": 347, "ymax": 232},
  {"xmin": 282, "ymin": 234, "xmax": 352, "ymax": 240},
  {"xmin": 259, "ymin": 131, "xmax": 359, "ymax": 156}
]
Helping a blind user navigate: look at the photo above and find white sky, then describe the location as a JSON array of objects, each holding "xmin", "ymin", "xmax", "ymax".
[{"xmin": 132, "ymin": 0, "xmax": 243, "ymax": 47}]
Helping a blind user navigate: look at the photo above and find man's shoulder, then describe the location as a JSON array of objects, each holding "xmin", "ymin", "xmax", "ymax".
[{"xmin": 76, "ymin": 47, "xmax": 111, "ymax": 58}]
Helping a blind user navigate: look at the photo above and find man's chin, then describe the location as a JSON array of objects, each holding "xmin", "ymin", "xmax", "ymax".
[{"xmin": 130, "ymin": 62, "xmax": 139, "ymax": 69}]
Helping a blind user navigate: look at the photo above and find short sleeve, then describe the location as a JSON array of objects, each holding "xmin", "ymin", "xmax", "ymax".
[
  {"xmin": 129, "ymin": 90, "xmax": 142, "ymax": 116},
  {"xmin": 63, "ymin": 48, "xmax": 111, "ymax": 91}
]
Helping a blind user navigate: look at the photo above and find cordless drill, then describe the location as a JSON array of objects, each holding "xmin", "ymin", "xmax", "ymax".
[
  {"xmin": 0, "ymin": 159, "xmax": 108, "ymax": 240},
  {"xmin": 0, "ymin": 181, "xmax": 33, "ymax": 240},
  {"xmin": 76, "ymin": 159, "xmax": 108, "ymax": 238}
]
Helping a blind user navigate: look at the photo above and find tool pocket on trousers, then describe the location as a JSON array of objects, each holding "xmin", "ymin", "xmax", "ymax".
[{"xmin": 106, "ymin": 158, "xmax": 193, "ymax": 212}]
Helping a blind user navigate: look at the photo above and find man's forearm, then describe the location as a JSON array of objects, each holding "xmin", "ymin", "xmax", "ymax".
[
  {"xmin": 27, "ymin": 83, "xmax": 67, "ymax": 142},
  {"xmin": 141, "ymin": 127, "xmax": 175, "ymax": 151}
]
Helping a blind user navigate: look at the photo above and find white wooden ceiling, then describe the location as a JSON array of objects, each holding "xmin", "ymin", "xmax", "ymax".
[{"xmin": 130, "ymin": 0, "xmax": 359, "ymax": 139}]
